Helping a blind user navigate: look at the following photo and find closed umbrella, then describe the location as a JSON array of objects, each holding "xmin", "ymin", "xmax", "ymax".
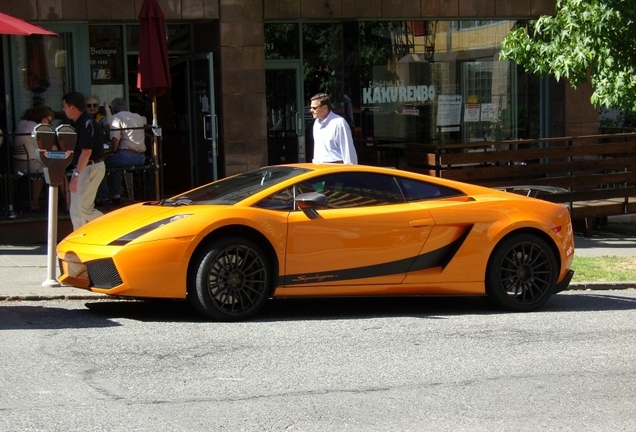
[
  {"xmin": 26, "ymin": 35, "xmax": 50, "ymax": 94},
  {"xmin": 0, "ymin": 11, "xmax": 57, "ymax": 36},
  {"xmin": 137, "ymin": 0, "xmax": 172, "ymax": 200}
]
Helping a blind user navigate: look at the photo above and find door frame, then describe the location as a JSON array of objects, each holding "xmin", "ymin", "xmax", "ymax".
[
  {"xmin": 265, "ymin": 60, "xmax": 305, "ymax": 162},
  {"xmin": 188, "ymin": 52, "xmax": 217, "ymax": 186}
]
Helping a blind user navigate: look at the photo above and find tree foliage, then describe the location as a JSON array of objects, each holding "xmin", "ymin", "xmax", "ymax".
[{"xmin": 500, "ymin": 0, "xmax": 636, "ymax": 112}]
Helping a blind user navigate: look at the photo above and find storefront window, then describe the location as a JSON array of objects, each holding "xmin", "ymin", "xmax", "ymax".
[
  {"xmin": 296, "ymin": 20, "xmax": 540, "ymax": 147},
  {"xmin": 13, "ymin": 34, "xmax": 74, "ymax": 124},
  {"xmin": 265, "ymin": 23, "xmax": 300, "ymax": 60},
  {"xmin": 89, "ymin": 25, "xmax": 125, "ymax": 102}
]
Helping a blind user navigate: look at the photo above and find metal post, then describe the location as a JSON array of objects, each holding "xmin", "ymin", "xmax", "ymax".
[{"xmin": 42, "ymin": 185, "xmax": 60, "ymax": 287}]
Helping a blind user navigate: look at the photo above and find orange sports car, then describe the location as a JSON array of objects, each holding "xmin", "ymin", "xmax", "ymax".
[{"xmin": 57, "ymin": 163, "xmax": 575, "ymax": 321}]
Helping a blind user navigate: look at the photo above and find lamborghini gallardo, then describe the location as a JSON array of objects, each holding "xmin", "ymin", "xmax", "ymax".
[{"xmin": 57, "ymin": 163, "xmax": 575, "ymax": 321}]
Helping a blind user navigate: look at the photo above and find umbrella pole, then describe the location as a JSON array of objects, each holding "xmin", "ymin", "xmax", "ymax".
[{"xmin": 152, "ymin": 96, "xmax": 160, "ymax": 200}]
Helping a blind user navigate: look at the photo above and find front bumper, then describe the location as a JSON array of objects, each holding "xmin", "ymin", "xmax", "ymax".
[{"xmin": 57, "ymin": 237, "xmax": 195, "ymax": 299}]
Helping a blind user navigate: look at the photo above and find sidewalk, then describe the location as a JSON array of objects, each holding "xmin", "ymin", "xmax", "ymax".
[
  {"xmin": 0, "ymin": 244, "xmax": 102, "ymax": 300},
  {"xmin": 1, "ymin": 219, "xmax": 635, "ymax": 300}
]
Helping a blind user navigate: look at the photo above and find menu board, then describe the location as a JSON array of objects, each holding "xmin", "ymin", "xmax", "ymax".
[{"xmin": 89, "ymin": 25, "xmax": 124, "ymax": 86}]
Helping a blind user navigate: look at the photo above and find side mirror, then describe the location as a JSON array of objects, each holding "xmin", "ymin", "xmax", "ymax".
[{"xmin": 295, "ymin": 192, "xmax": 328, "ymax": 219}]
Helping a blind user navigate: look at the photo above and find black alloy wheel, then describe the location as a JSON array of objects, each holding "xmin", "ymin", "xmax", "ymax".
[
  {"xmin": 486, "ymin": 233, "xmax": 558, "ymax": 312},
  {"xmin": 189, "ymin": 237, "xmax": 271, "ymax": 321}
]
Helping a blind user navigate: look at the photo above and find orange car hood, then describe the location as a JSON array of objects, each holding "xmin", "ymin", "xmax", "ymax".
[{"xmin": 60, "ymin": 202, "xmax": 224, "ymax": 246}]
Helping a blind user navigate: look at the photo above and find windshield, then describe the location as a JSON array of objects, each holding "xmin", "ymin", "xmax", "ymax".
[{"xmin": 171, "ymin": 166, "xmax": 311, "ymax": 205}]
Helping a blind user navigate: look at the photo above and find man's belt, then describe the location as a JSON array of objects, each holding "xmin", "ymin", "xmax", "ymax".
[{"xmin": 120, "ymin": 148, "xmax": 145, "ymax": 154}]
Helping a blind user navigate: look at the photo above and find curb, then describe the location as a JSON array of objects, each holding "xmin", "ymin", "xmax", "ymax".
[
  {"xmin": 1, "ymin": 294, "xmax": 107, "ymax": 301},
  {"xmin": 568, "ymin": 282, "xmax": 636, "ymax": 291}
]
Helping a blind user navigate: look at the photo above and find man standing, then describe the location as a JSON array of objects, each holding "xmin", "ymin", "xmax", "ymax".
[
  {"xmin": 63, "ymin": 92, "xmax": 105, "ymax": 230},
  {"xmin": 310, "ymin": 92, "xmax": 358, "ymax": 164},
  {"xmin": 99, "ymin": 98, "xmax": 147, "ymax": 202}
]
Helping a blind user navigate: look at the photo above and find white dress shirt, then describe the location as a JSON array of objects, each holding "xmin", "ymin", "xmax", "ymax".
[
  {"xmin": 312, "ymin": 111, "xmax": 358, "ymax": 164},
  {"xmin": 109, "ymin": 111, "xmax": 147, "ymax": 152}
]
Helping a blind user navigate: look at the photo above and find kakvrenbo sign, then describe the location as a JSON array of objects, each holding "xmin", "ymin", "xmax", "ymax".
[{"xmin": 362, "ymin": 82, "xmax": 436, "ymax": 105}]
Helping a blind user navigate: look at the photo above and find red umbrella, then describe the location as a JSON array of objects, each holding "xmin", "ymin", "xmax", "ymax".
[
  {"xmin": 137, "ymin": 0, "xmax": 172, "ymax": 199},
  {"xmin": 0, "ymin": 12, "xmax": 57, "ymax": 36},
  {"xmin": 26, "ymin": 35, "xmax": 50, "ymax": 94},
  {"xmin": 137, "ymin": 0, "xmax": 171, "ymax": 97}
]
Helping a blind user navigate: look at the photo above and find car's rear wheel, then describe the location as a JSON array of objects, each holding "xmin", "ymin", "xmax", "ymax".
[
  {"xmin": 189, "ymin": 237, "xmax": 271, "ymax": 321},
  {"xmin": 486, "ymin": 233, "xmax": 558, "ymax": 312}
]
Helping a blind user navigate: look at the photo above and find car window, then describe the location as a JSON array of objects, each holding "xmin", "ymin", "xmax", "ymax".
[
  {"xmin": 254, "ymin": 186, "xmax": 295, "ymax": 211},
  {"xmin": 294, "ymin": 172, "xmax": 405, "ymax": 209},
  {"xmin": 396, "ymin": 177, "xmax": 464, "ymax": 201},
  {"xmin": 174, "ymin": 166, "xmax": 310, "ymax": 205}
]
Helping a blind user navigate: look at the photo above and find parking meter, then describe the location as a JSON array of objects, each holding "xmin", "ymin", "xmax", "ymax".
[
  {"xmin": 33, "ymin": 124, "xmax": 75, "ymax": 185},
  {"xmin": 32, "ymin": 123, "xmax": 75, "ymax": 288}
]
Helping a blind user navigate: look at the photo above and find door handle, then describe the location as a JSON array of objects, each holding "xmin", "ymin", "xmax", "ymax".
[
  {"xmin": 295, "ymin": 112, "xmax": 303, "ymax": 136},
  {"xmin": 213, "ymin": 114, "xmax": 218, "ymax": 156},
  {"xmin": 203, "ymin": 114, "xmax": 212, "ymax": 140},
  {"xmin": 409, "ymin": 219, "xmax": 435, "ymax": 227}
]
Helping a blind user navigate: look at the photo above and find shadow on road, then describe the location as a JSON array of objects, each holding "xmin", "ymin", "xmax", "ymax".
[
  {"xmin": 0, "ymin": 303, "xmax": 123, "ymax": 330},
  {"xmin": 1, "ymin": 291, "xmax": 634, "ymax": 327},
  {"xmin": 546, "ymin": 291, "xmax": 636, "ymax": 312}
]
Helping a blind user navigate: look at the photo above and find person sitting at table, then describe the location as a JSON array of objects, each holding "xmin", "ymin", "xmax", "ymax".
[
  {"xmin": 85, "ymin": 94, "xmax": 105, "ymax": 124},
  {"xmin": 12, "ymin": 105, "xmax": 57, "ymax": 212},
  {"xmin": 97, "ymin": 98, "xmax": 147, "ymax": 203}
]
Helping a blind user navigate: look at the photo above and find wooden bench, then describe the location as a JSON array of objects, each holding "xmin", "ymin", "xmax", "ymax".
[{"xmin": 403, "ymin": 134, "xmax": 636, "ymax": 235}]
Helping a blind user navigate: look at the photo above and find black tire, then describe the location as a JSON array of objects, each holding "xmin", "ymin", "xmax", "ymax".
[
  {"xmin": 189, "ymin": 237, "xmax": 271, "ymax": 321},
  {"xmin": 486, "ymin": 233, "xmax": 558, "ymax": 312}
]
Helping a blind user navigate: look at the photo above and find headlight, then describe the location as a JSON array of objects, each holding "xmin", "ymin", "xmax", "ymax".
[{"xmin": 109, "ymin": 214, "xmax": 193, "ymax": 246}]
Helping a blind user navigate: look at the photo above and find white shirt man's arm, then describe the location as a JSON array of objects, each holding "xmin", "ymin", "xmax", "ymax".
[
  {"xmin": 109, "ymin": 116, "xmax": 122, "ymax": 151},
  {"xmin": 338, "ymin": 122, "xmax": 358, "ymax": 164}
]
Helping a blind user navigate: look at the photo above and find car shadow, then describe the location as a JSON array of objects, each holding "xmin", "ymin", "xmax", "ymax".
[
  {"xmin": 78, "ymin": 297, "xmax": 487, "ymax": 322},
  {"xmin": 84, "ymin": 298, "xmax": 205, "ymax": 322},
  {"xmin": 0, "ymin": 303, "xmax": 123, "ymax": 330},
  {"xmin": 79, "ymin": 290, "xmax": 636, "ymax": 322},
  {"xmin": 543, "ymin": 291, "xmax": 636, "ymax": 312},
  {"xmin": 258, "ymin": 296, "xmax": 489, "ymax": 321}
]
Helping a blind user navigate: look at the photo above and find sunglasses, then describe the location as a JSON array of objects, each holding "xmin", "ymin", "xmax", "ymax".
[
  {"xmin": 86, "ymin": 103, "xmax": 98, "ymax": 108},
  {"xmin": 309, "ymin": 105, "xmax": 323, "ymax": 111}
]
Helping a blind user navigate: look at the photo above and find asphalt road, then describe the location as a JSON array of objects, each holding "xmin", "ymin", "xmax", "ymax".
[{"xmin": 1, "ymin": 291, "xmax": 635, "ymax": 431}]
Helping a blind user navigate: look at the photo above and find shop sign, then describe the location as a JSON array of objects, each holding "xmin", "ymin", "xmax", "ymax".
[
  {"xmin": 480, "ymin": 103, "xmax": 497, "ymax": 121},
  {"xmin": 464, "ymin": 104, "xmax": 480, "ymax": 122},
  {"xmin": 88, "ymin": 25, "xmax": 124, "ymax": 86},
  {"xmin": 436, "ymin": 94, "xmax": 462, "ymax": 127},
  {"xmin": 362, "ymin": 82, "xmax": 436, "ymax": 105}
]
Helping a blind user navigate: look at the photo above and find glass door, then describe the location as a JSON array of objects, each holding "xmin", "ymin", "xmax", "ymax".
[
  {"xmin": 265, "ymin": 61, "xmax": 305, "ymax": 164},
  {"xmin": 189, "ymin": 53, "xmax": 217, "ymax": 186}
]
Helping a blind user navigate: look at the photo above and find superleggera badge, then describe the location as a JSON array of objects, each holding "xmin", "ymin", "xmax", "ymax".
[{"xmin": 293, "ymin": 274, "xmax": 339, "ymax": 283}]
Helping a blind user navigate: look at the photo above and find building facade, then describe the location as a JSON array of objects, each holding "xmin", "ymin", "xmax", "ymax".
[{"xmin": 1, "ymin": 0, "xmax": 599, "ymax": 204}]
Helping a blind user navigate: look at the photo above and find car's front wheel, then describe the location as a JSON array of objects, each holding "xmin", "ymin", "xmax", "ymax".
[
  {"xmin": 486, "ymin": 233, "xmax": 558, "ymax": 312},
  {"xmin": 189, "ymin": 237, "xmax": 271, "ymax": 321}
]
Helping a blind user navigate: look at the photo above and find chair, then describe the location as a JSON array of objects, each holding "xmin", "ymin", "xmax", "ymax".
[
  {"xmin": 0, "ymin": 130, "xmax": 15, "ymax": 218},
  {"xmin": 11, "ymin": 143, "xmax": 45, "ymax": 212},
  {"xmin": 105, "ymin": 157, "xmax": 156, "ymax": 203},
  {"xmin": 123, "ymin": 158, "xmax": 157, "ymax": 202}
]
